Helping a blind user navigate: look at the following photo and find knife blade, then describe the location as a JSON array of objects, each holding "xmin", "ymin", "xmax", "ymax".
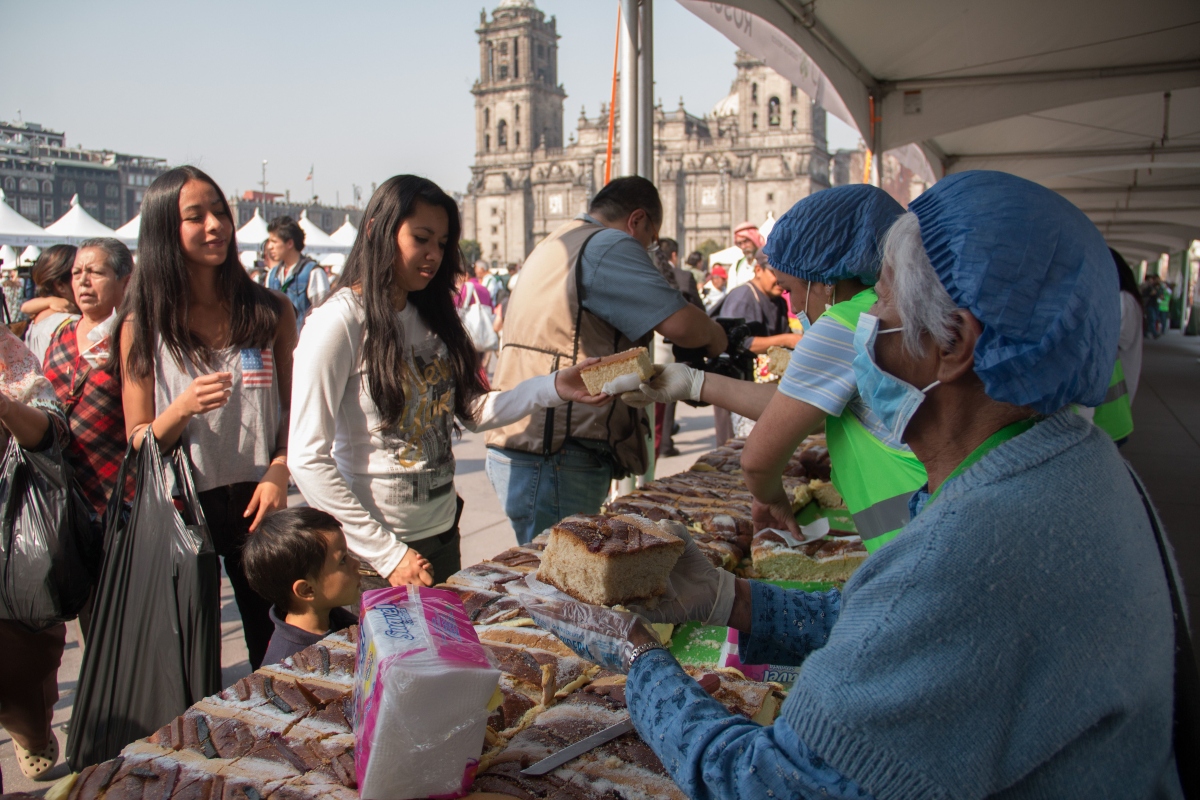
[
  {"xmin": 520, "ymin": 718, "xmax": 635, "ymax": 776},
  {"xmin": 519, "ymin": 673, "xmax": 722, "ymax": 777}
]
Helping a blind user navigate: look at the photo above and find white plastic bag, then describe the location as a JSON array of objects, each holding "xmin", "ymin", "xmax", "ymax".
[
  {"xmin": 355, "ymin": 585, "xmax": 500, "ymax": 800},
  {"xmin": 458, "ymin": 282, "xmax": 498, "ymax": 352}
]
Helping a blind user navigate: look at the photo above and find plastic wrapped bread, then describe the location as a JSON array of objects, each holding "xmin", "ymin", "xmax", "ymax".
[{"xmin": 355, "ymin": 586, "xmax": 500, "ymax": 800}]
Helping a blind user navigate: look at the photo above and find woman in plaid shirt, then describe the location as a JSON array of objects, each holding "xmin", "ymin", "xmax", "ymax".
[{"xmin": 42, "ymin": 238, "xmax": 132, "ymax": 521}]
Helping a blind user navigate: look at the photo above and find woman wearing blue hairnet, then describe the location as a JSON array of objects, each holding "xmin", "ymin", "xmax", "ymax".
[
  {"xmin": 624, "ymin": 184, "xmax": 928, "ymax": 553},
  {"xmin": 525, "ymin": 171, "xmax": 1185, "ymax": 799}
]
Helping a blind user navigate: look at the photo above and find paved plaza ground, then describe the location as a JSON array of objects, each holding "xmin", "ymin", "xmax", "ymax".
[{"xmin": 3, "ymin": 335, "xmax": 1198, "ymax": 794}]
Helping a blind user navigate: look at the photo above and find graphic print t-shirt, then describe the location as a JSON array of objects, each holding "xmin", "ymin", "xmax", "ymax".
[{"xmin": 307, "ymin": 291, "xmax": 459, "ymax": 543}]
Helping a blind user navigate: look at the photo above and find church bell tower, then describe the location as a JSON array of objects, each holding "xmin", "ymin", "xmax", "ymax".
[{"xmin": 472, "ymin": 0, "xmax": 566, "ymax": 157}]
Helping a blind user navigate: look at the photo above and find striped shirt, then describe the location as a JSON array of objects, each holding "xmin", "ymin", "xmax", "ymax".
[{"xmin": 777, "ymin": 316, "xmax": 909, "ymax": 451}]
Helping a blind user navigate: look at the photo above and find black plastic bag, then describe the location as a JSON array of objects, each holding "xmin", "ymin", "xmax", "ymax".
[
  {"xmin": 0, "ymin": 436, "xmax": 97, "ymax": 632},
  {"xmin": 66, "ymin": 433, "xmax": 221, "ymax": 770}
]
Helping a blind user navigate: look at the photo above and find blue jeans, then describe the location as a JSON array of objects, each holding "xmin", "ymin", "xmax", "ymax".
[{"xmin": 486, "ymin": 443, "xmax": 614, "ymax": 545}]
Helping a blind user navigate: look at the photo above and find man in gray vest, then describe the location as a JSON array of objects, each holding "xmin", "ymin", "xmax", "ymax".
[{"xmin": 485, "ymin": 177, "xmax": 727, "ymax": 544}]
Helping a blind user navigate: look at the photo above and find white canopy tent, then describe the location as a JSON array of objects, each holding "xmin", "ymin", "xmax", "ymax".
[
  {"xmin": 330, "ymin": 214, "xmax": 358, "ymax": 247},
  {"xmin": 236, "ymin": 209, "xmax": 269, "ymax": 251},
  {"xmin": 0, "ymin": 189, "xmax": 58, "ymax": 247},
  {"xmin": 114, "ymin": 214, "xmax": 140, "ymax": 247},
  {"xmin": 297, "ymin": 209, "xmax": 342, "ymax": 253},
  {"xmin": 319, "ymin": 252, "xmax": 346, "ymax": 276},
  {"xmin": 20, "ymin": 246, "xmax": 41, "ymax": 265},
  {"xmin": 0, "ymin": 245, "xmax": 18, "ymax": 270},
  {"xmin": 44, "ymin": 194, "xmax": 118, "ymax": 240},
  {"xmin": 679, "ymin": 0, "xmax": 1200, "ymax": 262}
]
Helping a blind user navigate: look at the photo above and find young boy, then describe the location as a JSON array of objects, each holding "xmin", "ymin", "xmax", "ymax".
[{"xmin": 243, "ymin": 508, "xmax": 362, "ymax": 665}]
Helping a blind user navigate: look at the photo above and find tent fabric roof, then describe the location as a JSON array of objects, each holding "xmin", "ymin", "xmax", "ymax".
[
  {"xmin": 297, "ymin": 210, "xmax": 338, "ymax": 251},
  {"xmin": 114, "ymin": 214, "xmax": 140, "ymax": 247},
  {"xmin": 236, "ymin": 209, "xmax": 269, "ymax": 247},
  {"xmin": 44, "ymin": 194, "xmax": 117, "ymax": 238},
  {"xmin": 681, "ymin": 0, "xmax": 1200, "ymax": 259},
  {"xmin": 0, "ymin": 188, "xmax": 50, "ymax": 240},
  {"xmin": 330, "ymin": 214, "xmax": 358, "ymax": 247}
]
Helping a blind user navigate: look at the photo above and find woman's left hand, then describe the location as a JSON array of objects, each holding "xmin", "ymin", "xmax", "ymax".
[
  {"xmin": 520, "ymin": 583, "xmax": 660, "ymax": 673},
  {"xmin": 245, "ymin": 461, "xmax": 290, "ymax": 532},
  {"xmin": 555, "ymin": 357, "xmax": 614, "ymax": 407}
]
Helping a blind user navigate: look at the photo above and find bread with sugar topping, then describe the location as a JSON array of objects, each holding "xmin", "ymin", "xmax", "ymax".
[{"xmin": 537, "ymin": 514, "xmax": 685, "ymax": 605}]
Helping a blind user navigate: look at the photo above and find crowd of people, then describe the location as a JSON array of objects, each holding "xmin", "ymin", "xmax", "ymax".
[{"xmin": 0, "ymin": 163, "xmax": 1190, "ymax": 797}]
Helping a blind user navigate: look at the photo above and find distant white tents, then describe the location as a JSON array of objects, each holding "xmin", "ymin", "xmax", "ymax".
[
  {"xmin": 20, "ymin": 246, "xmax": 41, "ymax": 265},
  {"xmin": 330, "ymin": 214, "xmax": 358, "ymax": 247},
  {"xmin": 318, "ymin": 252, "xmax": 346, "ymax": 276},
  {"xmin": 114, "ymin": 214, "xmax": 141, "ymax": 246},
  {"xmin": 2, "ymin": 190, "xmax": 356, "ymax": 256},
  {"xmin": 297, "ymin": 209, "xmax": 338, "ymax": 253},
  {"xmin": 45, "ymin": 195, "xmax": 118, "ymax": 239},
  {"xmin": 0, "ymin": 188, "xmax": 56, "ymax": 247},
  {"xmin": 236, "ymin": 209, "xmax": 270, "ymax": 250},
  {"xmin": 760, "ymin": 211, "xmax": 777, "ymax": 241}
]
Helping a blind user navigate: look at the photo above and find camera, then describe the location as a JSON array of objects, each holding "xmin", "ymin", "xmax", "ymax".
[{"xmin": 670, "ymin": 316, "xmax": 766, "ymax": 406}]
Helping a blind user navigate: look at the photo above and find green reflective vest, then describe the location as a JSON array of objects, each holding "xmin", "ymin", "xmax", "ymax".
[
  {"xmin": 820, "ymin": 289, "xmax": 928, "ymax": 553},
  {"xmin": 1092, "ymin": 360, "xmax": 1134, "ymax": 442}
]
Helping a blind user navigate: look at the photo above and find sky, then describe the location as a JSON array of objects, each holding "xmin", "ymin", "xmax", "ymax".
[{"xmin": 0, "ymin": 0, "xmax": 862, "ymax": 209}]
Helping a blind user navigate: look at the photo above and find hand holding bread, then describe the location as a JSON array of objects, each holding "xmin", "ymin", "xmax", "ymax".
[
  {"xmin": 518, "ymin": 577, "xmax": 660, "ymax": 673},
  {"xmin": 619, "ymin": 363, "xmax": 705, "ymax": 409},
  {"xmin": 627, "ymin": 521, "xmax": 736, "ymax": 627},
  {"xmin": 554, "ymin": 357, "xmax": 616, "ymax": 407}
]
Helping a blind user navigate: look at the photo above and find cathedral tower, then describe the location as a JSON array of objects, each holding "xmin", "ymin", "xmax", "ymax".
[{"xmin": 472, "ymin": 0, "xmax": 565, "ymax": 157}]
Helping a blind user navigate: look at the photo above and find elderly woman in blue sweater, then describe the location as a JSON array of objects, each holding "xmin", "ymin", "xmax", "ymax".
[{"xmin": 524, "ymin": 171, "xmax": 1185, "ymax": 799}]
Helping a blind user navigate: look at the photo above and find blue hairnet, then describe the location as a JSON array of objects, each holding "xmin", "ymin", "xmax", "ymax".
[
  {"xmin": 909, "ymin": 171, "xmax": 1119, "ymax": 415},
  {"xmin": 762, "ymin": 185, "xmax": 904, "ymax": 286}
]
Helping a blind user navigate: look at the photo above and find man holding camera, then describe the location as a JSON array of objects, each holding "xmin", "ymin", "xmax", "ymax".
[
  {"xmin": 709, "ymin": 258, "xmax": 802, "ymax": 442},
  {"xmin": 485, "ymin": 177, "xmax": 727, "ymax": 545}
]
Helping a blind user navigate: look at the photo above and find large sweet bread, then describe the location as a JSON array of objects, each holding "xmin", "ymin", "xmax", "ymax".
[{"xmin": 537, "ymin": 514, "xmax": 685, "ymax": 606}]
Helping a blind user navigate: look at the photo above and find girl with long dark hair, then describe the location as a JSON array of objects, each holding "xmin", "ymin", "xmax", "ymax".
[
  {"xmin": 289, "ymin": 175, "xmax": 607, "ymax": 587},
  {"xmin": 21, "ymin": 244, "xmax": 79, "ymax": 364},
  {"xmin": 115, "ymin": 166, "xmax": 296, "ymax": 669}
]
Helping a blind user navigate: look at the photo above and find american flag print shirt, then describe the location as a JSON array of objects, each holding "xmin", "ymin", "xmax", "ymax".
[{"xmin": 240, "ymin": 348, "xmax": 275, "ymax": 389}]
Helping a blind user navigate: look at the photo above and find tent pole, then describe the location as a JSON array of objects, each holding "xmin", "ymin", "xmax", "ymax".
[
  {"xmin": 619, "ymin": 0, "xmax": 639, "ymax": 178},
  {"xmin": 638, "ymin": 0, "xmax": 654, "ymax": 181}
]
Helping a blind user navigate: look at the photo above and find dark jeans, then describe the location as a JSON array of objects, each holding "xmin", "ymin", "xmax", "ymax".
[
  {"xmin": 486, "ymin": 443, "xmax": 614, "ymax": 545},
  {"xmin": 358, "ymin": 497, "xmax": 464, "ymax": 591},
  {"xmin": 198, "ymin": 482, "xmax": 274, "ymax": 671}
]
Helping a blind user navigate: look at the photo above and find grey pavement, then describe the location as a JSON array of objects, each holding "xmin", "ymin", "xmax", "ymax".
[{"xmin": 1122, "ymin": 330, "xmax": 1200, "ymax": 660}]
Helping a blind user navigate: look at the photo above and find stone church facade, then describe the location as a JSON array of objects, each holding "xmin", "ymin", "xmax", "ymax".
[{"xmin": 462, "ymin": 0, "xmax": 831, "ymax": 265}]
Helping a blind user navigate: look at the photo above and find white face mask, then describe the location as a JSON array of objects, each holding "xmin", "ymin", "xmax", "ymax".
[{"xmin": 797, "ymin": 282, "xmax": 814, "ymax": 331}]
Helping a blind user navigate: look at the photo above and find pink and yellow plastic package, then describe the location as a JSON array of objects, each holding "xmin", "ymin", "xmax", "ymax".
[{"xmin": 355, "ymin": 586, "xmax": 500, "ymax": 800}]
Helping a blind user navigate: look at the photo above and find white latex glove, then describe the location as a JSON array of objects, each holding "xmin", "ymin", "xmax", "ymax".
[
  {"xmin": 620, "ymin": 363, "xmax": 705, "ymax": 409},
  {"xmin": 628, "ymin": 522, "xmax": 735, "ymax": 627},
  {"xmin": 516, "ymin": 575, "xmax": 653, "ymax": 673}
]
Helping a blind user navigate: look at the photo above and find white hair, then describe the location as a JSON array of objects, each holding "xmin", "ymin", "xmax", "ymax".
[{"xmin": 881, "ymin": 212, "xmax": 958, "ymax": 358}]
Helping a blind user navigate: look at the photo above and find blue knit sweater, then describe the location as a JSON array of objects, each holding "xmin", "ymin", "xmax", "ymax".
[{"xmin": 628, "ymin": 410, "xmax": 1182, "ymax": 799}]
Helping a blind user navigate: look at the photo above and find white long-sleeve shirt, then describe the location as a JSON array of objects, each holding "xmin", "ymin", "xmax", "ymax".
[{"xmin": 289, "ymin": 289, "xmax": 566, "ymax": 577}]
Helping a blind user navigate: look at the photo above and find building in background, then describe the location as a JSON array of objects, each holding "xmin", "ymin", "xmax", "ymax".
[
  {"xmin": 829, "ymin": 148, "xmax": 930, "ymax": 208},
  {"xmin": 462, "ymin": 0, "xmax": 830, "ymax": 265},
  {"xmin": 229, "ymin": 191, "xmax": 365, "ymax": 235},
  {"xmin": 0, "ymin": 120, "xmax": 167, "ymax": 228}
]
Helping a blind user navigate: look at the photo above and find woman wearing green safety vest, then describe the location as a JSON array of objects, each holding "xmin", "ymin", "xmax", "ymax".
[
  {"xmin": 1088, "ymin": 249, "xmax": 1141, "ymax": 444},
  {"xmin": 620, "ymin": 184, "xmax": 926, "ymax": 552}
]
